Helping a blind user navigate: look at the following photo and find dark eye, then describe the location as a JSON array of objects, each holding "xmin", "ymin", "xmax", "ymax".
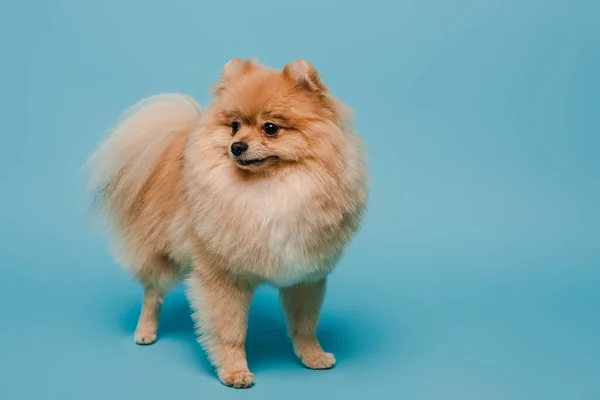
[
  {"xmin": 262, "ymin": 122, "xmax": 280, "ymax": 137},
  {"xmin": 231, "ymin": 121, "xmax": 240, "ymax": 134}
]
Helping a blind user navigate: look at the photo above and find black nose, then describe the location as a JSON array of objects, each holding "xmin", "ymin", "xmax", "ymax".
[{"xmin": 231, "ymin": 141, "xmax": 248, "ymax": 156}]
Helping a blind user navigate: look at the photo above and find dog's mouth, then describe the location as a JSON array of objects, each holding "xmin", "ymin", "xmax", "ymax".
[{"xmin": 235, "ymin": 156, "xmax": 278, "ymax": 167}]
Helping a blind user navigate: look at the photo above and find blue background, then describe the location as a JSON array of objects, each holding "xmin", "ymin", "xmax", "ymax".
[{"xmin": 2, "ymin": 1, "xmax": 599, "ymax": 399}]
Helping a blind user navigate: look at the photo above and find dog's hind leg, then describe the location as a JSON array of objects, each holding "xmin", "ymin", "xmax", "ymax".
[{"xmin": 133, "ymin": 256, "xmax": 180, "ymax": 345}]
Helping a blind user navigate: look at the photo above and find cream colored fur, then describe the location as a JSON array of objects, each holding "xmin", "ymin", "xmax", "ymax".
[{"xmin": 87, "ymin": 59, "xmax": 367, "ymax": 388}]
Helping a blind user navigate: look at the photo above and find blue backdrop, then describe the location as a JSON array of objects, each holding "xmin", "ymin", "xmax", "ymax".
[{"xmin": 1, "ymin": 1, "xmax": 598, "ymax": 399}]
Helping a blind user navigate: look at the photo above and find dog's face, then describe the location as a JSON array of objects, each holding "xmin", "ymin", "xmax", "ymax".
[{"xmin": 203, "ymin": 58, "xmax": 344, "ymax": 174}]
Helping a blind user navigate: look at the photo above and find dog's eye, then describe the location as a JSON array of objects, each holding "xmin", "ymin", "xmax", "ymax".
[
  {"xmin": 262, "ymin": 122, "xmax": 279, "ymax": 137},
  {"xmin": 231, "ymin": 121, "xmax": 240, "ymax": 134}
]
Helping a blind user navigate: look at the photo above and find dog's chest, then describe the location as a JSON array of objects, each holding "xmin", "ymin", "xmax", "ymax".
[
  {"xmin": 258, "ymin": 208, "xmax": 330, "ymax": 287},
  {"xmin": 250, "ymin": 186, "xmax": 313, "ymax": 260},
  {"xmin": 194, "ymin": 176, "xmax": 336, "ymax": 286}
]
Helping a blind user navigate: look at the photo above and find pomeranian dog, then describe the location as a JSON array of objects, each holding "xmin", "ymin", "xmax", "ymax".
[{"xmin": 87, "ymin": 58, "xmax": 367, "ymax": 388}]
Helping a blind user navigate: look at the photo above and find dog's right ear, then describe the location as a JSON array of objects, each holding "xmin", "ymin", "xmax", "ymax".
[{"xmin": 214, "ymin": 58, "xmax": 255, "ymax": 95}]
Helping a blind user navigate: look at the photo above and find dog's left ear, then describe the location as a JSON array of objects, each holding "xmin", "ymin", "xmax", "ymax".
[{"xmin": 282, "ymin": 60, "xmax": 326, "ymax": 92}]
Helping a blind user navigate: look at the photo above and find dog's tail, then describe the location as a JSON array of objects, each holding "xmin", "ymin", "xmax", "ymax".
[{"xmin": 86, "ymin": 93, "xmax": 201, "ymax": 221}]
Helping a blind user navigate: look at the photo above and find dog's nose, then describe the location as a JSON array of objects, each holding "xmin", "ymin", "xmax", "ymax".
[{"xmin": 231, "ymin": 142, "xmax": 248, "ymax": 156}]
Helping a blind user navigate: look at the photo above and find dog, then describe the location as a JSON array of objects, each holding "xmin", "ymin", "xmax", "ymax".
[{"xmin": 87, "ymin": 58, "xmax": 367, "ymax": 388}]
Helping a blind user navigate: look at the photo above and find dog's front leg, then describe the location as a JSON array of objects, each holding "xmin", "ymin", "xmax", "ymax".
[{"xmin": 187, "ymin": 265, "xmax": 255, "ymax": 388}]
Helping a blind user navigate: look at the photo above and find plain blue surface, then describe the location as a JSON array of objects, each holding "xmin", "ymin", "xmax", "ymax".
[{"xmin": 2, "ymin": 1, "xmax": 599, "ymax": 399}]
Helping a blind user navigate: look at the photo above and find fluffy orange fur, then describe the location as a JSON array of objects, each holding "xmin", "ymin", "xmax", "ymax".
[{"xmin": 87, "ymin": 58, "xmax": 367, "ymax": 388}]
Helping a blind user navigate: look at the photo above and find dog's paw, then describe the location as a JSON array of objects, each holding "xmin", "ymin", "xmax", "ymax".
[
  {"xmin": 301, "ymin": 351, "xmax": 336, "ymax": 370},
  {"xmin": 134, "ymin": 331, "xmax": 157, "ymax": 345},
  {"xmin": 219, "ymin": 370, "xmax": 255, "ymax": 389}
]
